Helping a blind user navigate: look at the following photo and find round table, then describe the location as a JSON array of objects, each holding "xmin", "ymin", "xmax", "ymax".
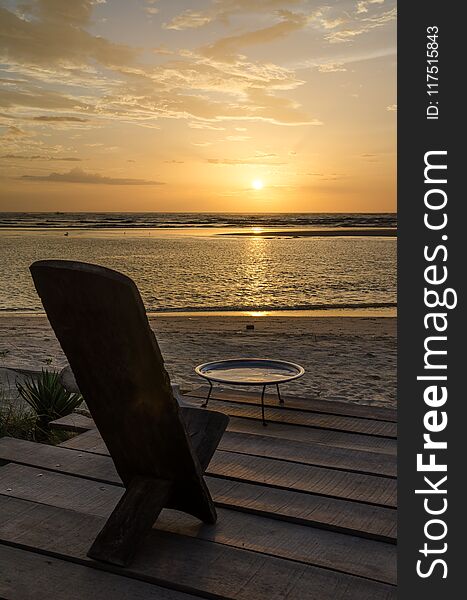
[{"xmin": 194, "ymin": 358, "xmax": 305, "ymax": 425}]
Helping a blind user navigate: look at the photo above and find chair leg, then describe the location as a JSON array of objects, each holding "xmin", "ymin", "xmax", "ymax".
[
  {"xmin": 180, "ymin": 406, "xmax": 229, "ymax": 470},
  {"xmin": 88, "ymin": 476, "xmax": 172, "ymax": 567}
]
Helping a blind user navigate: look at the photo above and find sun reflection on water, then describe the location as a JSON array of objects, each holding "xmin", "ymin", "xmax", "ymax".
[{"xmin": 234, "ymin": 236, "xmax": 277, "ymax": 311}]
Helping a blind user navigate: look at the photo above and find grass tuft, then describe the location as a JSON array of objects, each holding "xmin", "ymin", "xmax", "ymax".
[{"xmin": 16, "ymin": 369, "xmax": 83, "ymax": 430}]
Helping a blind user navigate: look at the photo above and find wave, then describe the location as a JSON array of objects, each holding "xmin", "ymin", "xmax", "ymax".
[
  {"xmin": 152, "ymin": 302, "xmax": 397, "ymax": 312},
  {"xmin": 0, "ymin": 301, "xmax": 397, "ymax": 314},
  {"xmin": 0, "ymin": 211, "xmax": 397, "ymax": 230}
]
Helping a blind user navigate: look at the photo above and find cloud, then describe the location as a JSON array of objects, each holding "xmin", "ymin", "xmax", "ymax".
[
  {"xmin": 164, "ymin": 11, "xmax": 214, "ymax": 30},
  {"xmin": 163, "ymin": 1, "xmax": 304, "ymax": 30},
  {"xmin": 356, "ymin": 0, "xmax": 385, "ymax": 15},
  {"xmin": 144, "ymin": 0, "xmax": 160, "ymax": 16},
  {"xmin": 188, "ymin": 122, "xmax": 225, "ymax": 130},
  {"xmin": 386, "ymin": 104, "xmax": 397, "ymax": 111},
  {"xmin": 0, "ymin": 0, "xmax": 394, "ymax": 142},
  {"xmin": 325, "ymin": 7, "xmax": 396, "ymax": 43},
  {"xmin": 304, "ymin": 171, "xmax": 349, "ymax": 181},
  {"xmin": 0, "ymin": 5, "xmax": 137, "ymax": 69},
  {"xmin": 200, "ymin": 11, "xmax": 310, "ymax": 62},
  {"xmin": 1, "ymin": 154, "xmax": 81, "ymax": 161},
  {"xmin": 152, "ymin": 45, "xmax": 174, "ymax": 56},
  {"xmin": 20, "ymin": 167, "xmax": 165, "ymax": 185},
  {"xmin": 1, "ymin": 126, "xmax": 27, "ymax": 138},
  {"xmin": 30, "ymin": 0, "xmax": 98, "ymax": 25},
  {"xmin": 244, "ymin": 87, "xmax": 322, "ymax": 126},
  {"xmin": 0, "ymin": 3, "xmax": 321, "ymax": 128},
  {"xmin": 317, "ymin": 62, "xmax": 347, "ymax": 73},
  {"xmin": 32, "ymin": 115, "xmax": 89, "ymax": 123},
  {"xmin": 207, "ymin": 157, "xmax": 286, "ymax": 165},
  {"xmin": 0, "ymin": 86, "xmax": 88, "ymax": 111}
]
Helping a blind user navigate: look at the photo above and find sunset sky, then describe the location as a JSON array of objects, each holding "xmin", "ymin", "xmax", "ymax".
[{"xmin": 0, "ymin": 0, "xmax": 396, "ymax": 213}]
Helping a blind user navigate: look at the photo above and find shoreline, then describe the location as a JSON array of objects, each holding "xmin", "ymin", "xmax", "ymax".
[
  {"xmin": 220, "ymin": 227, "xmax": 397, "ymax": 237},
  {"xmin": 0, "ymin": 226, "xmax": 397, "ymax": 239},
  {"xmin": 0, "ymin": 307, "xmax": 397, "ymax": 318}
]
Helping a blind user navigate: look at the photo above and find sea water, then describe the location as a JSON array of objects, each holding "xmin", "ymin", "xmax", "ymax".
[{"xmin": 0, "ymin": 213, "xmax": 396, "ymax": 314}]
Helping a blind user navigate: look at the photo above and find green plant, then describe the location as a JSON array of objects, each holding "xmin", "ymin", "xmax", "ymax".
[
  {"xmin": 0, "ymin": 400, "xmax": 36, "ymax": 440},
  {"xmin": 16, "ymin": 369, "xmax": 83, "ymax": 429},
  {"xmin": 0, "ymin": 382, "xmax": 36, "ymax": 440}
]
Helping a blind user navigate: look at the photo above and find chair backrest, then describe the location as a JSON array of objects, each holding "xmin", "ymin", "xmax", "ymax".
[{"xmin": 30, "ymin": 260, "xmax": 207, "ymax": 494}]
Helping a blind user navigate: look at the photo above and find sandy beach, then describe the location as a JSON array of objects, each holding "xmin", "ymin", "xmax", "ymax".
[{"xmin": 0, "ymin": 315, "xmax": 396, "ymax": 408}]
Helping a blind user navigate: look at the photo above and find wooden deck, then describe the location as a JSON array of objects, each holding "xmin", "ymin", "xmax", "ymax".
[{"xmin": 0, "ymin": 388, "xmax": 397, "ymax": 599}]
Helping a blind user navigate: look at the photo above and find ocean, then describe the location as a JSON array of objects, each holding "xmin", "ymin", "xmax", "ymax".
[{"xmin": 0, "ymin": 213, "xmax": 396, "ymax": 314}]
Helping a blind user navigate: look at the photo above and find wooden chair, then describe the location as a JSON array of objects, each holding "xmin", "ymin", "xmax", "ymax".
[{"xmin": 30, "ymin": 260, "xmax": 229, "ymax": 567}]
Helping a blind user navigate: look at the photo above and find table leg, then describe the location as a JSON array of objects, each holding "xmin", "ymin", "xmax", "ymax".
[
  {"xmin": 276, "ymin": 383, "xmax": 284, "ymax": 406},
  {"xmin": 201, "ymin": 380, "xmax": 213, "ymax": 408},
  {"xmin": 261, "ymin": 385, "xmax": 267, "ymax": 426}
]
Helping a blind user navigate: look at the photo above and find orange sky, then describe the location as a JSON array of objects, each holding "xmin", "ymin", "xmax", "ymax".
[{"xmin": 0, "ymin": 0, "xmax": 396, "ymax": 212}]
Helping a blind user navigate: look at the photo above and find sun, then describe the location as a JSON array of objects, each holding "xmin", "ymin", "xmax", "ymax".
[{"xmin": 251, "ymin": 178, "xmax": 264, "ymax": 190}]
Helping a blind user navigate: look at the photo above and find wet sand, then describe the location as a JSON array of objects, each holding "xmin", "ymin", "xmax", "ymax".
[{"xmin": 219, "ymin": 228, "xmax": 397, "ymax": 237}]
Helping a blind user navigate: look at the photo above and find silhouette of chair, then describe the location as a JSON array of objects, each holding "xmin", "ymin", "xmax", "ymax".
[{"xmin": 30, "ymin": 260, "xmax": 229, "ymax": 567}]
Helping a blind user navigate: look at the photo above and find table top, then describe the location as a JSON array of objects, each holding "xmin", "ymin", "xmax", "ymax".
[{"xmin": 195, "ymin": 358, "xmax": 305, "ymax": 386}]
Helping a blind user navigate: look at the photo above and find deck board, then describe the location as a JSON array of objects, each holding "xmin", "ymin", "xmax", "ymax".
[
  {"xmin": 182, "ymin": 397, "xmax": 397, "ymax": 437},
  {"xmin": 0, "ymin": 495, "xmax": 396, "ymax": 600},
  {"xmin": 51, "ymin": 411, "xmax": 397, "ymax": 455},
  {"xmin": 0, "ymin": 464, "xmax": 396, "ymax": 584},
  {"xmin": 1, "ymin": 386, "xmax": 397, "ymax": 598},
  {"xmin": 188, "ymin": 387, "xmax": 397, "ymax": 422},
  {"xmin": 0, "ymin": 544, "xmax": 196, "ymax": 600},
  {"xmin": 61, "ymin": 426, "xmax": 396, "ymax": 477},
  {"xmin": 0, "ymin": 437, "xmax": 396, "ymax": 507},
  {"xmin": 49, "ymin": 412, "xmax": 94, "ymax": 432},
  {"xmin": 209, "ymin": 477, "xmax": 396, "ymax": 541},
  {"xmin": 227, "ymin": 416, "xmax": 397, "ymax": 454},
  {"xmin": 0, "ymin": 436, "xmax": 396, "ymax": 541}
]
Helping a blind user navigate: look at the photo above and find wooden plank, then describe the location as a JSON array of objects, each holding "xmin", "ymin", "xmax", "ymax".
[
  {"xmin": 227, "ymin": 416, "xmax": 397, "ymax": 455},
  {"xmin": 66, "ymin": 435, "xmax": 396, "ymax": 506},
  {"xmin": 0, "ymin": 495, "xmax": 396, "ymax": 599},
  {"xmin": 0, "ymin": 463, "xmax": 396, "ymax": 584},
  {"xmin": 0, "ymin": 438, "xmax": 396, "ymax": 541},
  {"xmin": 209, "ymin": 477, "xmax": 397, "ymax": 542},
  {"xmin": 49, "ymin": 412, "xmax": 94, "ymax": 432},
  {"xmin": 182, "ymin": 398, "xmax": 397, "ymax": 437},
  {"xmin": 219, "ymin": 431, "xmax": 396, "ymax": 477},
  {"xmin": 61, "ymin": 427, "xmax": 397, "ymax": 477},
  {"xmin": 52, "ymin": 412, "xmax": 397, "ymax": 455},
  {"xmin": 208, "ymin": 452, "xmax": 396, "ymax": 507},
  {"xmin": 60, "ymin": 428, "xmax": 102, "ymax": 450},
  {"xmin": 188, "ymin": 387, "xmax": 398, "ymax": 422},
  {"xmin": 0, "ymin": 544, "xmax": 195, "ymax": 600},
  {"xmin": 0, "ymin": 437, "xmax": 395, "ymax": 508}
]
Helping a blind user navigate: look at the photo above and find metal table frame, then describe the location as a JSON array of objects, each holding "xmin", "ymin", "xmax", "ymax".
[{"xmin": 195, "ymin": 359, "xmax": 305, "ymax": 426}]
